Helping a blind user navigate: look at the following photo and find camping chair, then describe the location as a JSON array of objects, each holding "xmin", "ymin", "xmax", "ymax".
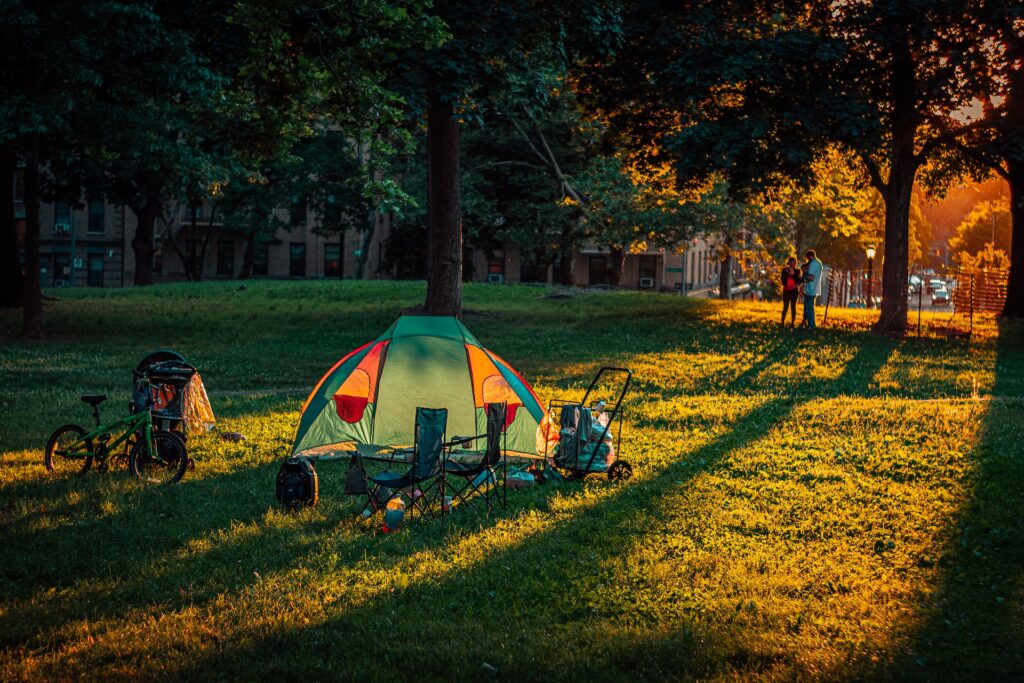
[
  {"xmin": 444, "ymin": 402, "xmax": 508, "ymax": 513},
  {"xmin": 366, "ymin": 407, "xmax": 448, "ymax": 518}
]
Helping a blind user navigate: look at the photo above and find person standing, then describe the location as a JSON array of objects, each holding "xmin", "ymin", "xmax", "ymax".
[
  {"xmin": 801, "ymin": 249, "xmax": 823, "ymax": 329},
  {"xmin": 780, "ymin": 257, "xmax": 802, "ymax": 326}
]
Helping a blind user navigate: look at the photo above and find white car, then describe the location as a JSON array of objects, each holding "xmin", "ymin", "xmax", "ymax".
[{"xmin": 932, "ymin": 288, "xmax": 950, "ymax": 305}]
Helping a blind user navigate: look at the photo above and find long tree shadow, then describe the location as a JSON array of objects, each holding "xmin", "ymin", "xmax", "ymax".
[{"xmin": 875, "ymin": 320, "xmax": 1024, "ymax": 679}]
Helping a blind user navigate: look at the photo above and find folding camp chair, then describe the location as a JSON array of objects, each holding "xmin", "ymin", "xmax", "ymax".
[
  {"xmin": 366, "ymin": 407, "xmax": 448, "ymax": 518},
  {"xmin": 444, "ymin": 402, "xmax": 507, "ymax": 513}
]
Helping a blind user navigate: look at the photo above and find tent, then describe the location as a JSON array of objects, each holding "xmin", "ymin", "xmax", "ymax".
[{"xmin": 292, "ymin": 316, "xmax": 544, "ymax": 457}]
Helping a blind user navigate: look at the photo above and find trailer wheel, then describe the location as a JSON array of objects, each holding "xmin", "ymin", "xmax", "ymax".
[{"xmin": 608, "ymin": 461, "xmax": 632, "ymax": 482}]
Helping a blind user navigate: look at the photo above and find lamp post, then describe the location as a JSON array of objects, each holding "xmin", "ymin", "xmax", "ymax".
[{"xmin": 866, "ymin": 244, "xmax": 876, "ymax": 309}]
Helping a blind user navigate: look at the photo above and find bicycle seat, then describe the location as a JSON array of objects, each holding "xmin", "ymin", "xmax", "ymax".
[{"xmin": 81, "ymin": 395, "xmax": 108, "ymax": 407}]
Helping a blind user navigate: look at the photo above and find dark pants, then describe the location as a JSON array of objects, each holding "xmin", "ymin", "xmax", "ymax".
[{"xmin": 781, "ymin": 290, "xmax": 799, "ymax": 324}]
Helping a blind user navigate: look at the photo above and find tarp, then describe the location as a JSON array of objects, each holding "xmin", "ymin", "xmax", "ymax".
[{"xmin": 292, "ymin": 316, "xmax": 544, "ymax": 456}]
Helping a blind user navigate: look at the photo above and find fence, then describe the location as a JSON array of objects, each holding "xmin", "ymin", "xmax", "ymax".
[{"xmin": 821, "ymin": 266, "xmax": 1009, "ymax": 339}]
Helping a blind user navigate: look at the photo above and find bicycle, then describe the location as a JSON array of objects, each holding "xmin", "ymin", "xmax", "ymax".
[{"xmin": 44, "ymin": 381, "xmax": 189, "ymax": 485}]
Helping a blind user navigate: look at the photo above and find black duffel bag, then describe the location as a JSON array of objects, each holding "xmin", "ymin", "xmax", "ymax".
[{"xmin": 276, "ymin": 457, "xmax": 319, "ymax": 510}]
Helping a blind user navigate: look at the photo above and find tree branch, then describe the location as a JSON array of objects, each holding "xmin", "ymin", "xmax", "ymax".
[
  {"xmin": 950, "ymin": 139, "xmax": 1011, "ymax": 181},
  {"xmin": 465, "ymin": 160, "xmax": 547, "ymax": 174},
  {"xmin": 916, "ymin": 118, "xmax": 998, "ymax": 164},
  {"xmin": 523, "ymin": 107, "xmax": 588, "ymax": 208},
  {"xmin": 860, "ymin": 154, "xmax": 887, "ymax": 194},
  {"xmin": 504, "ymin": 110, "xmax": 556, "ymax": 170}
]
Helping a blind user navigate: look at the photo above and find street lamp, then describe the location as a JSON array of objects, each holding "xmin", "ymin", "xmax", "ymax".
[{"xmin": 866, "ymin": 244, "xmax": 876, "ymax": 309}]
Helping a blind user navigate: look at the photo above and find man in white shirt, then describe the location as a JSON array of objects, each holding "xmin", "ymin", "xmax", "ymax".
[{"xmin": 801, "ymin": 249, "xmax": 822, "ymax": 329}]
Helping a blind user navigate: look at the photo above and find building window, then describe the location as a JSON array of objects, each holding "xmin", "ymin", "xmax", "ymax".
[
  {"xmin": 253, "ymin": 238, "xmax": 269, "ymax": 276},
  {"xmin": 291, "ymin": 197, "xmax": 307, "ymax": 227},
  {"xmin": 53, "ymin": 253, "xmax": 70, "ymax": 286},
  {"xmin": 324, "ymin": 243, "xmax": 341, "ymax": 278},
  {"xmin": 289, "ymin": 242, "xmax": 306, "ymax": 277},
  {"xmin": 87, "ymin": 254, "xmax": 104, "ymax": 287},
  {"xmin": 87, "ymin": 200, "xmax": 105, "ymax": 233},
  {"xmin": 588, "ymin": 255, "xmax": 608, "ymax": 286},
  {"xmin": 639, "ymin": 255, "xmax": 657, "ymax": 287},
  {"xmin": 217, "ymin": 239, "xmax": 234, "ymax": 277},
  {"xmin": 54, "ymin": 202, "xmax": 71, "ymax": 231},
  {"xmin": 487, "ymin": 250, "xmax": 505, "ymax": 283}
]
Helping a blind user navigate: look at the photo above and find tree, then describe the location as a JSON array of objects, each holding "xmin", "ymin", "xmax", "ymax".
[
  {"xmin": 580, "ymin": 0, "xmax": 990, "ymax": 334},
  {"xmin": 0, "ymin": 147, "xmax": 19, "ymax": 308},
  {"xmin": 0, "ymin": 1, "xmax": 195, "ymax": 335},
  {"xmin": 229, "ymin": 0, "xmax": 445, "ymax": 280},
  {"xmin": 948, "ymin": 199, "xmax": 1012, "ymax": 265},
  {"xmin": 388, "ymin": 1, "xmax": 620, "ymax": 315},
  {"xmin": 950, "ymin": 0, "xmax": 1024, "ymax": 317},
  {"xmin": 960, "ymin": 242, "xmax": 1011, "ymax": 271}
]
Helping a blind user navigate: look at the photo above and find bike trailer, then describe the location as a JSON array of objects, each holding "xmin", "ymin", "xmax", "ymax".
[{"xmin": 132, "ymin": 350, "xmax": 215, "ymax": 434}]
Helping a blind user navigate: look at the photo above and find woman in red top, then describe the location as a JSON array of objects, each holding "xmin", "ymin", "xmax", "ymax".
[{"xmin": 780, "ymin": 257, "xmax": 802, "ymax": 326}]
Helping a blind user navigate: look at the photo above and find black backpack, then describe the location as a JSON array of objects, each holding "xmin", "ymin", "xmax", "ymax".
[{"xmin": 276, "ymin": 457, "xmax": 319, "ymax": 510}]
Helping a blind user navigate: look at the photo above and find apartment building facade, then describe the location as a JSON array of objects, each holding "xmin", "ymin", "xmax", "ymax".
[
  {"xmin": 470, "ymin": 239, "xmax": 722, "ymax": 293},
  {"xmin": 16, "ymin": 187, "xmax": 724, "ymax": 292}
]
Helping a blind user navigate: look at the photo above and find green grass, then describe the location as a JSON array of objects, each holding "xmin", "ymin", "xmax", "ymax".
[{"xmin": 1, "ymin": 281, "xmax": 1022, "ymax": 681}]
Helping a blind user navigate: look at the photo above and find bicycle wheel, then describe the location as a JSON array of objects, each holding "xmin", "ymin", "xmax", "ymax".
[
  {"xmin": 45, "ymin": 424, "xmax": 93, "ymax": 475},
  {"xmin": 129, "ymin": 430, "xmax": 188, "ymax": 484}
]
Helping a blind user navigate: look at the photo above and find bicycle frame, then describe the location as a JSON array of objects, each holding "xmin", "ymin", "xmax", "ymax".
[{"xmin": 56, "ymin": 410, "xmax": 153, "ymax": 461}]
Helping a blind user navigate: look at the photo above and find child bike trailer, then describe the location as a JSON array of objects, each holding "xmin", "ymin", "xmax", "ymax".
[{"xmin": 131, "ymin": 350, "xmax": 216, "ymax": 437}]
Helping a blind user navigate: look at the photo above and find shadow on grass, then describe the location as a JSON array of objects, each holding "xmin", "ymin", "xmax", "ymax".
[
  {"xmin": 140, "ymin": 343, "xmax": 897, "ymax": 681},
  {"xmin": 874, "ymin": 320, "xmax": 1024, "ymax": 679}
]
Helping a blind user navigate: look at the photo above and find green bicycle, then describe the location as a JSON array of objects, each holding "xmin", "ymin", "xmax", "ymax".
[{"xmin": 45, "ymin": 393, "xmax": 188, "ymax": 485}]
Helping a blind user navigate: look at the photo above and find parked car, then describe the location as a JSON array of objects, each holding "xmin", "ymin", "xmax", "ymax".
[{"xmin": 932, "ymin": 288, "xmax": 950, "ymax": 305}]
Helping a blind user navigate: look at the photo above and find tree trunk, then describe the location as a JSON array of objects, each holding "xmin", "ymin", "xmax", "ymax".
[
  {"xmin": 355, "ymin": 140, "xmax": 375, "ymax": 280},
  {"xmin": 0, "ymin": 147, "xmax": 22, "ymax": 308},
  {"xmin": 194, "ymin": 207, "xmax": 216, "ymax": 282},
  {"xmin": 424, "ymin": 96, "xmax": 462, "ymax": 316},
  {"xmin": 22, "ymin": 143, "xmax": 43, "ymax": 338},
  {"xmin": 356, "ymin": 213, "xmax": 376, "ymax": 279},
  {"xmin": 608, "ymin": 247, "xmax": 625, "ymax": 287},
  {"xmin": 1003, "ymin": 160, "xmax": 1024, "ymax": 318},
  {"xmin": 132, "ymin": 188, "xmax": 161, "ymax": 286},
  {"xmin": 718, "ymin": 253, "xmax": 733, "ymax": 300},
  {"xmin": 873, "ymin": 32, "xmax": 917, "ymax": 336},
  {"xmin": 558, "ymin": 222, "xmax": 576, "ymax": 286},
  {"xmin": 238, "ymin": 233, "xmax": 254, "ymax": 280},
  {"xmin": 875, "ymin": 174, "xmax": 914, "ymax": 333}
]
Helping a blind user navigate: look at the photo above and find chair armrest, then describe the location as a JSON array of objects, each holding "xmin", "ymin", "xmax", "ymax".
[{"xmin": 445, "ymin": 433, "xmax": 487, "ymax": 448}]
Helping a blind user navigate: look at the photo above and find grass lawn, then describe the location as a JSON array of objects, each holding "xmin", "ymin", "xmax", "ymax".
[{"xmin": 1, "ymin": 281, "xmax": 1022, "ymax": 681}]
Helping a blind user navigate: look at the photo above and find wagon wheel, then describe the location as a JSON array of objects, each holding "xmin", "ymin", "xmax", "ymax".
[{"xmin": 608, "ymin": 461, "xmax": 633, "ymax": 482}]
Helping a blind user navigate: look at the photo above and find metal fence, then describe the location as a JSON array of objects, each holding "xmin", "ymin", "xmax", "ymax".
[{"xmin": 821, "ymin": 266, "xmax": 1009, "ymax": 339}]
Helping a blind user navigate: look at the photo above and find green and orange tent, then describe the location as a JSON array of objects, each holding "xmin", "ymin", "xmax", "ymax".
[{"xmin": 292, "ymin": 316, "xmax": 545, "ymax": 457}]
